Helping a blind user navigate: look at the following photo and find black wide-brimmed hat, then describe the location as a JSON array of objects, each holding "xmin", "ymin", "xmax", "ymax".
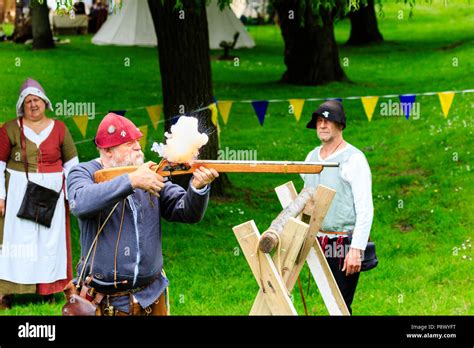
[{"xmin": 306, "ymin": 100, "xmax": 346, "ymax": 130}]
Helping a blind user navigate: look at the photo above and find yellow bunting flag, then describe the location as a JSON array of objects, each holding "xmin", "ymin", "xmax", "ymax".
[
  {"xmin": 209, "ymin": 103, "xmax": 218, "ymax": 127},
  {"xmin": 0, "ymin": 122, "xmax": 4, "ymax": 128},
  {"xmin": 288, "ymin": 99, "xmax": 305, "ymax": 122},
  {"xmin": 146, "ymin": 105, "xmax": 162, "ymax": 130},
  {"xmin": 216, "ymin": 100, "xmax": 233, "ymax": 125},
  {"xmin": 139, "ymin": 125, "xmax": 148, "ymax": 150},
  {"xmin": 361, "ymin": 96, "xmax": 379, "ymax": 122},
  {"xmin": 438, "ymin": 92, "xmax": 455, "ymax": 118},
  {"xmin": 72, "ymin": 115, "xmax": 89, "ymax": 138}
]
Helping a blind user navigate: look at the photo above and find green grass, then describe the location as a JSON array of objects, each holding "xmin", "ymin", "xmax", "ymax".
[
  {"xmin": 0, "ymin": 1, "xmax": 472, "ymax": 315},
  {"xmin": 1, "ymin": 23, "xmax": 13, "ymax": 36}
]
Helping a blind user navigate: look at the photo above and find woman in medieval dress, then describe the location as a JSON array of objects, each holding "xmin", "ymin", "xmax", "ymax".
[{"xmin": 0, "ymin": 78, "xmax": 78, "ymax": 309}]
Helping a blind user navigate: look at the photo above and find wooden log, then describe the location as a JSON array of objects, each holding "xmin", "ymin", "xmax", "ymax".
[
  {"xmin": 93, "ymin": 160, "xmax": 338, "ymax": 183},
  {"xmin": 250, "ymin": 217, "xmax": 309, "ymax": 315},
  {"xmin": 233, "ymin": 220, "xmax": 297, "ymax": 315},
  {"xmin": 258, "ymin": 187, "xmax": 313, "ymax": 253}
]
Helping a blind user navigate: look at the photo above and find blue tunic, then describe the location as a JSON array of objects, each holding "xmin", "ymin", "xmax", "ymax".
[{"xmin": 67, "ymin": 159, "xmax": 210, "ymax": 312}]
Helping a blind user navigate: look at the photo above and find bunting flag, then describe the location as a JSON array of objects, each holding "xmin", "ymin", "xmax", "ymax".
[
  {"xmin": 170, "ymin": 116, "xmax": 178, "ymax": 125},
  {"xmin": 146, "ymin": 105, "xmax": 162, "ymax": 130},
  {"xmin": 438, "ymin": 92, "xmax": 455, "ymax": 118},
  {"xmin": 251, "ymin": 100, "xmax": 269, "ymax": 126},
  {"xmin": 399, "ymin": 94, "xmax": 416, "ymax": 120},
  {"xmin": 288, "ymin": 99, "xmax": 305, "ymax": 122},
  {"xmin": 139, "ymin": 125, "xmax": 148, "ymax": 150},
  {"xmin": 361, "ymin": 96, "xmax": 379, "ymax": 122},
  {"xmin": 72, "ymin": 115, "xmax": 89, "ymax": 138},
  {"xmin": 209, "ymin": 103, "xmax": 218, "ymax": 127},
  {"xmin": 0, "ymin": 122, "xmax": 3, "ymax": 128},
  {"xmin": 217, "ymin": 100, "xmax": 233, "ymax": 125}
]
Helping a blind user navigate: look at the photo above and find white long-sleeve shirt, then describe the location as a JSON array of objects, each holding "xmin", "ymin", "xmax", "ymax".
[{"xmin": 302, "ymin": 144, "xmax": 374, "ymax": 250}]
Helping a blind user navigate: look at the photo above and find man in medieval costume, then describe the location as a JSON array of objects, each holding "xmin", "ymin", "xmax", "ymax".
[
  {"xmin": 66, "ymin": 112, "xmax": 218, "ymax": 316},
  {"xmin": 301, "ymin": 100, "xmax": 374, "ymax": 314}
]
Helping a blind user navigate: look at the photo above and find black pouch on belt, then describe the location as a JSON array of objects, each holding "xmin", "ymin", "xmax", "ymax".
[{"xmin": 17, "ymin": 180, "xmax": 61, "ymax": 228}]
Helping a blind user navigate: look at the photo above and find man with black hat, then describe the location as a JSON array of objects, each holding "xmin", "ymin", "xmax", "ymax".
[{"xmin": 302, "ymin": 100, "xmax": 374, "ymax": 314}]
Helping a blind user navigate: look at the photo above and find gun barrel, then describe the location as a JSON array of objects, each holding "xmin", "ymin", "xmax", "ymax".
[
  {"xmin": 93, "ymin": 160, "xmax": 339, "ymax": 183},
  {"xmin": 193, "ymin": 160, "xmax": 339, "ymax": 167}
]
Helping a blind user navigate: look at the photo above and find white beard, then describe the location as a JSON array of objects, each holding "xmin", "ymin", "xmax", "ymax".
[{"xmin": 110, "ymin": 151, "xmax": 145, "ymax": 168}]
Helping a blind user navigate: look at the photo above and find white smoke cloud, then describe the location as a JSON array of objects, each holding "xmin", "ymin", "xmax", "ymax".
[{"xmin": 151, "ymin": 116, "xmax": 209, "ymax": 163}]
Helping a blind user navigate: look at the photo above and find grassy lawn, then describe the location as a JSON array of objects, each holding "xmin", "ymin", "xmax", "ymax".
[{"xmin": 0, "ymin": 1, "xmax": 472, "ymax": 315}]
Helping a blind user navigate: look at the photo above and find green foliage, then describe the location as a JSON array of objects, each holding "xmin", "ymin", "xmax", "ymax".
[
  {"xmin": 0, "ymin": 2, "xmax": 472, "ymax": 315},
  {"xmin": 271, "ymin": 0, "xmax": 362, "ymax": 28},
  {"xmin": 398, "ymin": 0, "xmax": 417, "ymax": 17},
  {"xmin": 215, "ymin": 0, "xmax": 233, "ymax": 10}
]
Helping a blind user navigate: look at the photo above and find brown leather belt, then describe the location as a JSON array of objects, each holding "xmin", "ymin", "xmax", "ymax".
[
  {"xmin": 99, "ymin": 292, "xmax": 168, "ymax": 316},
  {"xmin": 94, "ymin": 274, "xmax": 160, "ymax": 297},
  {"xmin": 319, "ymin": 230, "xmax": 349, "ymax": 235},
  {"xmin": 107, "ymin": 284, "xmax": 150, "ymax": 297}
]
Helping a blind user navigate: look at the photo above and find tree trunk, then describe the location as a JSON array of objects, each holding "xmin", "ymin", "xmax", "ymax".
[
  {"xmin": 0, "ymin": 0, "xmax": 5, "ymax": 23},
  {"xmin": 346, "ymin": 0, "xmax": 383, "ymax": 46},
  {"xmin": 274, "ymin": 0, "xmax": 346, "ymax": 85},
  {"xmin": 15, "ymin": 0, "xmax": 24, "ymax": 27},
  {"xmin": 31, "ymin": 0, "xmax": 54, "ymax": 50},
  {"xmin": 147, "ymin": 0, "xmax": 229, "ymax": 196}
]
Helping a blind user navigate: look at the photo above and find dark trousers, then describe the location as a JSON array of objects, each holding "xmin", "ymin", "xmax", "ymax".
[{"xmin": 318, "ymin": 236, "xmax": 360, "ymax": 314}]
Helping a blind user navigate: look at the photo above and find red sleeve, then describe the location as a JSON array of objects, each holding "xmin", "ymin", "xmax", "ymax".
[{"xmin": 0, "ymin": 125, "xmax": 11, "ymax": 162}]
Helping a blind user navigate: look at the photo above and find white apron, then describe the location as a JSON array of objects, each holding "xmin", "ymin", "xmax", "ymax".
[{"xmin": 0, "ymin": 169, "xmax": 67, "ymax": 284}]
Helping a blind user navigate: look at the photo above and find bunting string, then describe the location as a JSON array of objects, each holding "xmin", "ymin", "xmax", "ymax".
[{"xmin": 16, "ymin": 88, "xmax": 468, "ymax": 147}]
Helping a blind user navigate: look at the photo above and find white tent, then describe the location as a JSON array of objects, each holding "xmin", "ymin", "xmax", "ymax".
[
  {"xmin": 206, "ymin": 0, "xmax": 255, "ymax": 49},
  {"xmin": 231, "ymin": 0, "xmax": 260, "ymax": 19},
  {"xmin": 231, "ymin": 0, "xmax": 271, "ymax": 20},
  {"xmin": 92, "ymin": 0, "xmax": 255, "ymax": 49}
]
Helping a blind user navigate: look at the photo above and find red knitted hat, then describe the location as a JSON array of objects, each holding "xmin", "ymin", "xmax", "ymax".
[{"xmin": 95, "ymin": 113, "xmax": 143, "ymax": 149}]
